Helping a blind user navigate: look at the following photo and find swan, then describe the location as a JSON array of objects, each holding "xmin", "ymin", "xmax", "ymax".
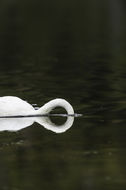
[{"xmin": 0, "ymin": 96, "xmax": 74, "ymax": 117}]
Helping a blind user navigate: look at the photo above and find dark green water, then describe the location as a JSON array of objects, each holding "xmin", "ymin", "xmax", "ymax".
[{"xmin": 0, "ymin": 0, "xmax": 126, "ymax": 189}]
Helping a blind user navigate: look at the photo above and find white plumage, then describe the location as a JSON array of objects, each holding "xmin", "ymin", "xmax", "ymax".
[{"xmin": 0, "ymin": 96, "xmax": 74, "ymax": 117}]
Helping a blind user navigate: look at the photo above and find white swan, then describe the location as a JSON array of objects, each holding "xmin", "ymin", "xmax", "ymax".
[
  {"xmin": 0, "ymin": 115, "xmax": 74, "ymax": 133},
  {"xmin": 0, "ymin": 96, "xmax": 74, "ymax": 117}
]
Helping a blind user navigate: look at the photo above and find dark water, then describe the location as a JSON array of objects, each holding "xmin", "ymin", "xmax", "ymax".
[{"xmin": 0, "ymin": 0, "xmax": 126, "ymax": 189}]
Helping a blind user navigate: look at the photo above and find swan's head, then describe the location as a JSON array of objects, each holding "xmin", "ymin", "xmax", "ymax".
[{"xmin": 36, "ymin": 98, "xmax": 74, "ymax": 115}]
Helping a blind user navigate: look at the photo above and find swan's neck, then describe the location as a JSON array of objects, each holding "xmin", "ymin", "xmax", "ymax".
[{"xmin": 36, "ymin": 99, "xmax": 74, "ymax": 115}]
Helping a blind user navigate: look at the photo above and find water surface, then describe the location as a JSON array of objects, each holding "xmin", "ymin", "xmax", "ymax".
[{"xmin": 0, "ymin": 0, "xmax": 126, "ymax": 190}]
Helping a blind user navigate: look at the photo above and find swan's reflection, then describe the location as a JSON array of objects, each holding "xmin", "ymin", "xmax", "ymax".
[{"xmin": 0, "ymin": 116, "xmax": 74, "ymax": 133}]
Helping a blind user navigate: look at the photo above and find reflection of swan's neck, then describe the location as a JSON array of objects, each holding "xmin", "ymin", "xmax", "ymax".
[
  {"xmin": 36, "ymin": 116, "xmax": 74, "ymax": 133},
  {"xmin": 36, "ymin": 99, "xmax": 74, "ymax": 115}
]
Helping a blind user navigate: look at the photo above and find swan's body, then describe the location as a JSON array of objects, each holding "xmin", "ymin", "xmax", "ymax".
[
  {"xmin": 0, "ymin": 96, "xmax": 35, "ymax": 116},
  {"xmin": 0, "ymin": 96, "xmax": 74, "ymax": 133},
  {"xmin": 0, "ymin": 96, "xmax": 74, "ymax": 117}
]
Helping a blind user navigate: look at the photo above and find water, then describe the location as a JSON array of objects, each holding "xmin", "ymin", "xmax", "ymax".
[{"xmin": 0, "ymin": 0, "xmax": 126, "ymax": 189}]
